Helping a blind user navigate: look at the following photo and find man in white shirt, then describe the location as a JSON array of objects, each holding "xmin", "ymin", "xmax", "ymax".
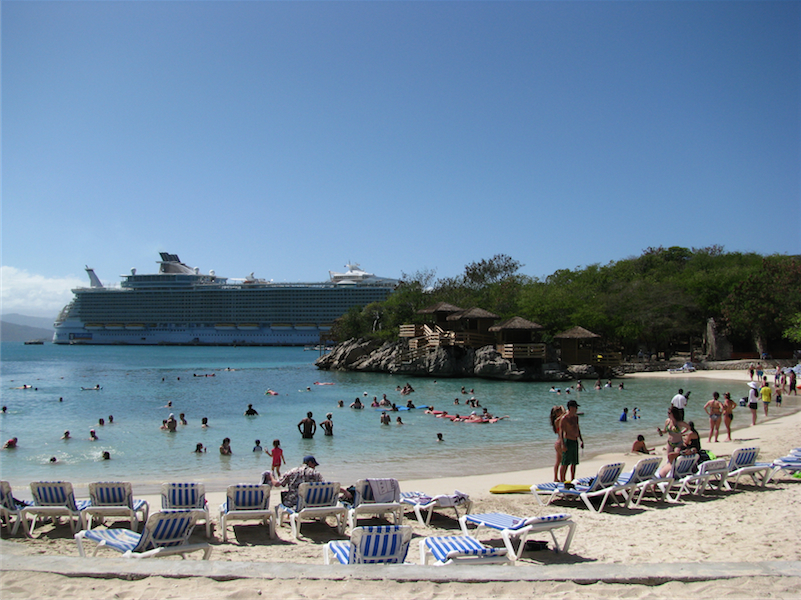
[{"xmin": 671, "ymin": 389, "xmax": 687, "ymax": 420}]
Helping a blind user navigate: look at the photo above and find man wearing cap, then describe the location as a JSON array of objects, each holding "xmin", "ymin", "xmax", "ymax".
[
  {"xmin": 274, "ymin": 455, "xmax": 324, "ymax": 507},
  {"xmin": 321, "ymin": 413, "xmax": 334, "ymax": 436},
  {"xmin": 559, "ymin": 400, "xmax": 584, "ymax": 482}
]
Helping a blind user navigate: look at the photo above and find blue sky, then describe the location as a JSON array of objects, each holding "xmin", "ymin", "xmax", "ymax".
[{"xmin": 2, "ymin": 1, "xmax": 799, "ymax": 317}]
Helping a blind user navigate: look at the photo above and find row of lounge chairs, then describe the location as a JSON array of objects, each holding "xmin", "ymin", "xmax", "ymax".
[
  {"xmin": 0, "ymin": 478, "xmax": 575, "ymax": 565},
  {"xmin": 531, "ymin": 446, "xmax": 777, "ymax": 513}
]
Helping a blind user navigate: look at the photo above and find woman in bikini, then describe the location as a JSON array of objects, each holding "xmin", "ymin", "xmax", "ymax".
[
  {"xmin": 722, "ymin": 392, "xmax": 736, "ymax": 441},
  {"xmin": 703, "ymin": 391, "xmax": 724, "ymax": 443},
  {"xmin": 657, "ymin": 407, "xmax": 688, "ymax": 454},
  {"xmin": 550, "ymin": 405, "xmax": 566, "ymax": 481}
]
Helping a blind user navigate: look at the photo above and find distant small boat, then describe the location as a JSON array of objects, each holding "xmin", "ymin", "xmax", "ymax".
[
  {"xmin": 24, "ymin": 340, "xmax": 45, "ymax": 345},
  {"xmin": 81, "ymin": 386, "xmax": 102, "ymax": 391}
]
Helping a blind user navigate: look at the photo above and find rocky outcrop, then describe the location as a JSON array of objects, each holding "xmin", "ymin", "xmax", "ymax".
[{"xmin": 315, "ymin": 338, "xmax": 571, "ymax": 381}]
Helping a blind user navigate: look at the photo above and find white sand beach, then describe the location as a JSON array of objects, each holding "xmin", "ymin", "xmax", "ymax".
[{"xmin": 2, "ymin": 369, "xmax": 800, "ymax": 599}]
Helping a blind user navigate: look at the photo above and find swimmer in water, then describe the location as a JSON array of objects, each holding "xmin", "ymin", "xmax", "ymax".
[{"xmin": 89, "ymin": 429, "xmax": 98, "ymax": 441}]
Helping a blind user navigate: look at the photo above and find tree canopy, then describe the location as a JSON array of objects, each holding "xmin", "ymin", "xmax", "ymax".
[{"xmin": 332, "ymin": 247, "xmax": 799, "ymax": 356}]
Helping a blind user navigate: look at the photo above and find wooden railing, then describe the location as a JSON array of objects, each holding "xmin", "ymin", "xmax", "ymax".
[
  {"xmin": 497, "ymin": 343, "xmax": 546, "ymax": 360},
  {"xmin": 399, "ymin": 324, "xmax": 423, "ymax": 338},
  {"xmin": 593, "ymin": 352, "xmax": 623, "ymax": 367}
]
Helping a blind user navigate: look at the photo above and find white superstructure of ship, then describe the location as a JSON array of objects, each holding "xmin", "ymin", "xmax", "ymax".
[{"xmin": 53, "ymin": 253, "xmax": 397, "ymax": 345}]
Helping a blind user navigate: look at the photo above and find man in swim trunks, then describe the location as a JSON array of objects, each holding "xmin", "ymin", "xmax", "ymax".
[
  {"xmin": 559, "ymin": 400, "xmax": 584, "ymax": 482},
  {"xmin": 298, "ymin": 412, "xmax": 316, "ymax": 438},
  {"xmin": 704, "ymin": 392, "xmax": 724, "ymax": 443}
]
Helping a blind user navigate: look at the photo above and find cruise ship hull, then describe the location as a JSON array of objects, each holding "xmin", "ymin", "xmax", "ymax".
[
  {"xmin": 53, "ymin": 254, "xmax": 396, "ymax": 346},
  {"xmin": 54, "ymin": 321, "xmax": 331, "ymax": 346}
]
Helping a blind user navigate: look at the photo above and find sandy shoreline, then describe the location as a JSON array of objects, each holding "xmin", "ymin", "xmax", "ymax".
[{"xmin": 2, "ymin": 367, "xmax": 800, "ymax": 599}]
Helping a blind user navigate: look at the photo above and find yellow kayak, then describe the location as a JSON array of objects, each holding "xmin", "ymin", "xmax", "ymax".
[{"xmin": 489, "ymin": 484, "xmax": 532, "ymax": 494}]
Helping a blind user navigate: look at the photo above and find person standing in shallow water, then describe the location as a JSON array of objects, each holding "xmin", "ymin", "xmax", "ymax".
[
  {"xmin": 298, "ymin": 412, "xmax": 316, "ymax": 438},
  {"xmin": 321, "ymin": 413, "xmax": 334, "ymax": 436}
]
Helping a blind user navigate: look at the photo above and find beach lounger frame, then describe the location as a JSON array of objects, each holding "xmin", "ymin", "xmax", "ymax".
[
  {"xmin": 219, "ymin": 484, "xmax": 275, "ymax": 542},
  {"xmin": 347, "ymin": 479, "xmax": 403, "ymax": 530},
  {"xmin": 656, "ymin": 454, "xmax": 700, "ymax": 502},
  {"xmin": 532, "ymin": 462, "xmax": 626, "ymax": 513},
  {"xmin": 324, "ymin": 524, "xmax": 412, "ymax": 564},
  {"xmin": 161, "ymin": 482, "xmax": 211, "ymax": 538},
  {"xmin": 21, "ymin": 481, "xmax": 91, "ymax": 536},
  {"xmin": 419, "ymin": 535, "xmax": 510, "ymax": 565},
  {"xmin": 277, "ymin": 481, "xmax": 346, "ymax": 539},
  {"xmin": 723, "ymin": 447, "xmax": 773, "ymax": 490},
  {"xmin": 82, "ymin": 481, "xmax": 150, "ymax": 531},
  {"xmin": 400, "ymin": 491, "xmax": 473, "ymax": 527},
  {"xmin": 669, "ymin": 458, "xmax": 729, "ymax": 500},
  {"xmin": 459, "ymin": 512, "xmax": 576, "ymax": 560},
  {"xmin": 75, "ymin": 509, "xmax": 211, "ymax": 559},
  {"xmin": 0, "ymin": 481, "xmax": 30, "ymax": 536}
]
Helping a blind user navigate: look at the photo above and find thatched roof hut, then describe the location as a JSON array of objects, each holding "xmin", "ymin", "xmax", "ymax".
[
  {"xmin": 446, "ymin": 307, "xmax": 499, "ymax": 321},
  {"xmin": 554, "ymin": 326, "xmax": 601, "ymax": 339},
  {"xmin": 417, "ymin": 302, "xmax": 463, "ymax": 315},
  {"xmin": 554, "ymin": 326, "xmax": 601, "ymax": 364},
  {"xmin": 489, "ymin": 316, "xmax": 544, "ymax": 344}
]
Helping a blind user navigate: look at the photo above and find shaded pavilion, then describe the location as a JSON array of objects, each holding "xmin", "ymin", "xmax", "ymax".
[{"xmin": 554, "ymin": 326, "xmax": 601, "ymax": 365}]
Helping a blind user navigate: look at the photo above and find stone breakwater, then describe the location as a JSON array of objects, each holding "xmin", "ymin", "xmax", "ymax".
[
  {"xmin": 315, "ymin": 339, "xmax": 799, "ymax": 381},
  {"xmin": 314, "ymin": 338, "xmax": 572, "ymax": 381}
]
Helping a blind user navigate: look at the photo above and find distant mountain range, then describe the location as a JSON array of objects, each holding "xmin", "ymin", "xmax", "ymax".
[{"xmin": 0, "ymin": 314, "xmax": 55, "ymax": 343}]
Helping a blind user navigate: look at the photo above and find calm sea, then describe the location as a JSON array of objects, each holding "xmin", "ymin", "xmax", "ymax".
[{"xmin": 0, "ymin": 343, "xmax": 755, "ymax": 492}]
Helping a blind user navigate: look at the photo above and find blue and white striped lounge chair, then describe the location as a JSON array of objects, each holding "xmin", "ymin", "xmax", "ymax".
[
  {"xmin": 723, "ymin": 447, "xmax": 773, "ymax": 490},
  {"xmin": 161, "ymin": 482, "xmax": 211, "ymax": 538},
  {"xmin": 607, "ymin": 456, "xmax": 662, "ymax": 507},
  {"xmin": 419, "ymin": 535, "xmax": 510, "ymax": 565},
  {"xmin": 323, "ymin": 525, "xmax": 412, "ymax": 564},
  {"xmin": 532, "ymin": 462, "xmax": 626, "ymax": 513},
  {"xmin": 629, "ymin": 458, "xmax": 675, "ymax": 506},
  {"xmin": 669, "ymin": 458, "xmax": 729, "ymax": 500},
  {"xmin": 767, "ymin": 456, "xmax": 801, "ymax": 482},
  {"xmin": 276, "ymin": 481, "xmax": 346, "ymax": 539},
  {"xmin": 0, "ymin": 481, "xmax": 30, "ymax": 536},
  {"xmin": 82, "ymin": 482, "xmax": 150, "ymax": 530},
  {"xmin": 458, "ymin": 512, "xmax": 576, "ymax": 560},
  {"xmin": 347, "ymin": 479, "xmax": 403, "ymax": 530},
  {"xmin": 656, "ymin": 453, "xmax": 700, "ymax": 501},
  {"xmin": 21, "ymin": 481, "xmax": 91, "ymax": 536},
  {"xmin": 218, "ymin": 484, "xmax": 274, "ymax": 542},
  {"xmin": 74, "ymin": 509, "xmax": 211, "ymax": 559},
  {"xmin": 400, "ymin": 490, "xmax": 473, "ymax": 527}
]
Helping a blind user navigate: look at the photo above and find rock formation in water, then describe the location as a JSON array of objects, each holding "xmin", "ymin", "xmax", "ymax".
[{"xmin": 315, "ymin": 338, "xmax": 573, "ymax": 381}]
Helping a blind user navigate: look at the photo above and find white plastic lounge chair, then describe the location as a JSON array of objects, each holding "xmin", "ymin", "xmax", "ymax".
[
  {"xmin": 656, "ymin": 454, "xmax": 700, "ymax": 501},
  {"xmin": 347, "ymin": 479, "xmax": 403, "ymax": 530},
  {"xmin": 0, "ymin": 481, "xmax": 30, "ymax": 536},
  {"xmin": 82, "ymin": 482, "xmax": 150, "ymax": 530},
  {"xmin": 161, "ymin": 482, "xmax": 211, "ymax": 538},
  {"xmin": 276, "ymin": 481, "xmax": 346, "ymax": 539},
  {"xmin": 532, "ymin": 462, "xmax": 626, "ymax": 513},
  {"xmin": 459, "ymin": 512, "xmax": 576, "ymax": 560},
  {"xmin": 669, "ymin": 458, "xmax": 729, "ymax": 500},
  {"xmin": 218, "ymin": 484, "xmax": 274, "ymax": 542},
  {"xmin": 323, "ymin": 525, "xmax": 412, "ymax": 564},
  {"xmin": 400, "ymin": 490, "xmax": 473, "ymax": 527},
  {"xmin": 767, "ymin": 458, "xmax": 801, "ymax": 483},
  {"xmin": 74, "ymin": 509, "xmax": 211, "ymax": 559},
  {"xmin": 419, "ymin": 535, "xmax": 510, "ymax": 565},
  {"xmin": 21, "ymin": 481, "xmax": 91, "ymax": 536},
  {"xmin": 723, "ymin": 447, "xmax": 773, "ymax": 490},
  {"xmin": 608, "ymin": 456, "xmax": 663, "ymax": 507}
]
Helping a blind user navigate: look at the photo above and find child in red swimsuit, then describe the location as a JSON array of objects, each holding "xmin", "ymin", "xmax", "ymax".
[{"xmin": 266, "ymin": 439, "xmax": 285, "ymax": 477}]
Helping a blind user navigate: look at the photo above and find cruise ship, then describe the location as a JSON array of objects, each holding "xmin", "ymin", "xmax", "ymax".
[{"xmin": 53, "ymin": 253, "xmax": 398, "ymax": 345}]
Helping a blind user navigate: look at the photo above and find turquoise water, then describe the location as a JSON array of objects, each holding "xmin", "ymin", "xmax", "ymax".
[{"xmin": 0, "ymin": 343, "xmax": 760, "ymax": 492}]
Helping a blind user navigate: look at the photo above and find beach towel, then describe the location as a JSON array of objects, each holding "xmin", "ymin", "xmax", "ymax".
[{"xmin": 367, "ymin": 479, "xmax": 400, "ymax": 504}]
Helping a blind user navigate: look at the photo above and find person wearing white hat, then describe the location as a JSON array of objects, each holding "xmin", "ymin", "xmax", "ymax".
[{"xmin": 747, "ymin": 381, "xmax": 760, "ymax": 426}]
